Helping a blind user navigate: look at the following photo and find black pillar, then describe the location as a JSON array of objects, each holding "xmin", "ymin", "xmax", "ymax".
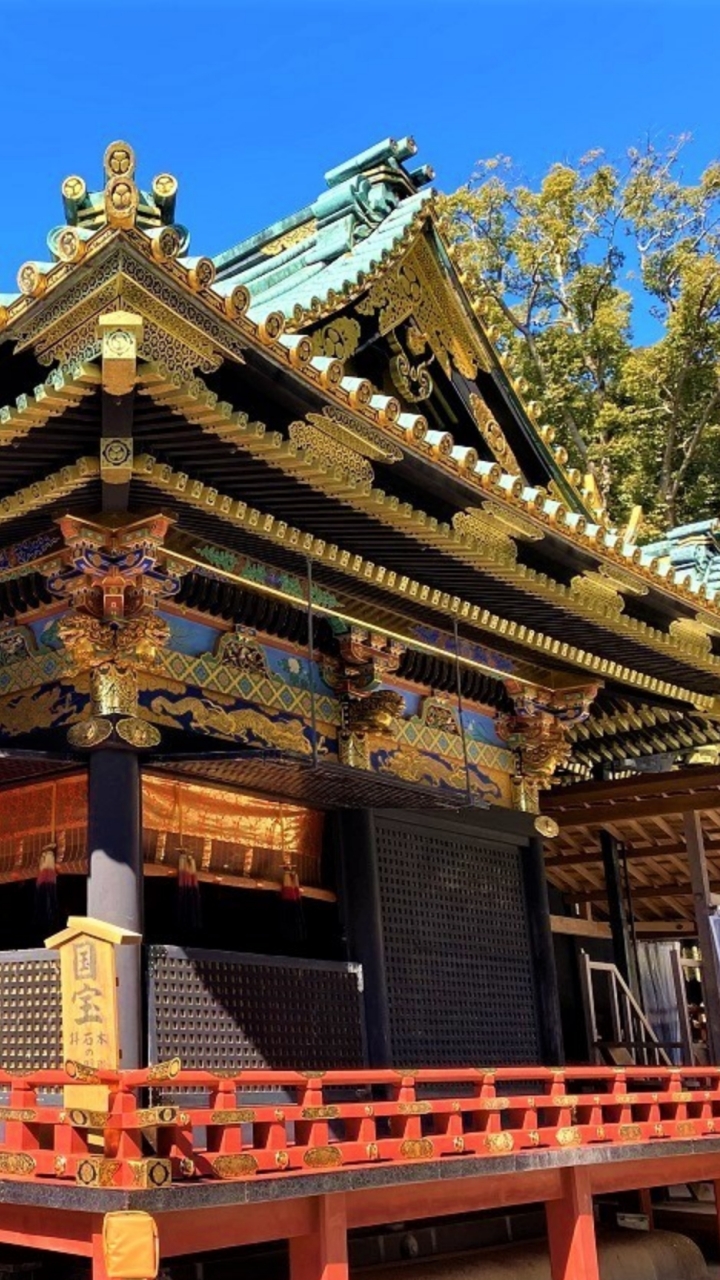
[
  {"xmin": 335, "ymin": 810, "xmax": 392, "ymax": 1066},
  {"xmin": 86, "ymin": 749, "xmax": 143, "ymax": 1067},
  {"xmin": 600, "ymin": 828, "xmax": 638, "ymax": 996},
  {"xmin": 522, "ymin": 836, "xmax": 565, "ymax": 1065}
]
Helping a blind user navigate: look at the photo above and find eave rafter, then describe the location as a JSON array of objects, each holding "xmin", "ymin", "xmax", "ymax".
[
  {"xmin": 5, "ymin": 199, "xmax": 720, "ymax": 689},
  {"xmin": 131, "ymin": 452, "xmax": 717, "ymax": 711},
  {"xmin": 0, "ymin": 212, "xmax": 709, "ymax": 625},
  {"xmin": 0, "ymin": 458, "xmax": 98, "ymax": 525},
  {"xmin": 134, "ymin": 364, "xmax": 720, "ymax": 686},
  {"xmin": 0, "ymin": 363, "xmax": 100, "ymax": 446}
]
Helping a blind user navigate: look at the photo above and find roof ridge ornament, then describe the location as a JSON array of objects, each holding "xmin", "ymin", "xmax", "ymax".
[{"xmin": 48, "ymin": 141, "xmax": 189, "ymax": 260}]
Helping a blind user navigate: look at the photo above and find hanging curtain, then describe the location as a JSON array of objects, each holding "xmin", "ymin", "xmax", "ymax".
[{"xmin": 637, "ymin": 941, "xmax": 683, "ymax": 1064}]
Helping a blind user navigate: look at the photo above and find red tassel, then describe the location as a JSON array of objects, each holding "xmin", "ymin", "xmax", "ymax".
[
  {"xmin": 280, "ymin": 862, "xmax": 305, "ymax": 948},
  {"xmin": 281, "ymin": 863, "xmax": 301, "ymax": 902},
  {"xmin": 177, "ymin": 851, "xmax": 202, "ymax": 940},
  {"xmin": 34, "ymin": 845, "xmax": 59, "ymax": 936},
  {"xmin": 178, "ymin": 851, "xmax": 199, "ymax": 892}
]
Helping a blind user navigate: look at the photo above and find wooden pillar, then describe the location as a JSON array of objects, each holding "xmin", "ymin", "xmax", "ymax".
[
  {"xmin": 683, "ymin": 810, "xmax": 720, "ymax": 1064},
  {"xmin": 289, "ymin": 1195, "xmax": 348, "ymax": 1280},
  {"xmin": 546, "ymin": 1167, "xmax": 600, "ymax": 1280},
  {"xmin": 600, "ymin": 828, "xmax": 638, "ymax": 994},
  {"xmin": 523, "ymin": 835, "xmax": 564, "ymax": 1064},
  {"xmin": 335, "ymin": 811, "xmax": 392, "ymax": 1065},
  {"xmin": 86, "ymin": 749, "xmax": 143, "ymax": 1068}
]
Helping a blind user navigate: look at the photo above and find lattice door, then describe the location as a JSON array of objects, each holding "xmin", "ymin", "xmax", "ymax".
[{"xmin": 373, "ymin": 817, "xmax": 540, "ymax": 1065}]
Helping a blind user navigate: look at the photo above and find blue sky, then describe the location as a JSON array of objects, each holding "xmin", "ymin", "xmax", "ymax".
[{"xmin": 1, "ymin": 0, "xmax": 719, "ymax": 297}]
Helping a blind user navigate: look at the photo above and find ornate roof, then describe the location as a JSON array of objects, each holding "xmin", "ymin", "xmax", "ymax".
[{"xmin": 0, "ymin": 139, "xmax": 719, "ymax": 788}]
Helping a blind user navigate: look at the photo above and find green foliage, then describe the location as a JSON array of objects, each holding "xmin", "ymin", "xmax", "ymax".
[{"xmin": 438, "ymin": 140, "xmax": 720, "ymax": 534}]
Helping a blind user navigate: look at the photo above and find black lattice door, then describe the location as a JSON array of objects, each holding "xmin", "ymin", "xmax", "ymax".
[{"xmin": 373, "ymin": 816, "xmax": 541, "ymax": 1065}]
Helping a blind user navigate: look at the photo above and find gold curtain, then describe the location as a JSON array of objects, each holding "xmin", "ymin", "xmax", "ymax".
[
  {"xmin": 0, "ymin": 774, "xmax": 88, "ymax": 881},
  {"xmin": 141, "ymin": 774, "xmax": 324, "ymax": 885},
  {"xmin": 0, "ymin": 773, "xmax": 324, "ymax": 888}
]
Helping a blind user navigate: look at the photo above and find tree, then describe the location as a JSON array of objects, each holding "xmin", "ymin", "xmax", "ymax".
[{"xmin": 438, "ymin": 140, "xmax": 720, "ymax": 534}]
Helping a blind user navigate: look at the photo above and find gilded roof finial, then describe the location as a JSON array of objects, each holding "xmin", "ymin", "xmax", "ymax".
[{"xmin": 50, "ymin": 142, "xmax": 188, "ymax": 259}]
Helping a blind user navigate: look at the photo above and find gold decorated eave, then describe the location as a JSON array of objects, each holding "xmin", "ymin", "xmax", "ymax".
[
  {"xmin": 0, "ymin": 187, "xmax": 715, "ymax": 636},
  {"xmin": 129, "ymin": 366, "xmax": 720, "ymax": 687},
  {"xmin": 130, "ymin": 453, "xmax": 718, "ymax": 711},
  {"xmin": 4, "ymin": 148, "xmax": 720, "ymax": 709},
  {"xmin": 0, "ymin": 443, "xmax": 715, "ymax": 710}
]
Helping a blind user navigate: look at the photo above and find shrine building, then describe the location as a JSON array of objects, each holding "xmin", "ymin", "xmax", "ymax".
[{"xmin": 0, "ymin": 139, "xmax": 720, "ymax": 1280}]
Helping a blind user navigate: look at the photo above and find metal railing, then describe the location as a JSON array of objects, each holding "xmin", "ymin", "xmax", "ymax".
[{"xmin": 0, "ymin": 1062, "xmax": 720, "ymax": 1188}]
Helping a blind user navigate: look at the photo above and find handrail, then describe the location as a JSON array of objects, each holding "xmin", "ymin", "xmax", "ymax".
[
  {"xmin": 580, "ymin": 952, "xmax": 674, "ymax": 1066},
  {"xmin": 0, "ymin": 1061, "xmax": 719, "ymax": 1188}
]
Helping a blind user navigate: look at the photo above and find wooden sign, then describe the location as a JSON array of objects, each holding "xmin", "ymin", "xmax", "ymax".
[{"xmin": 45, "ymin": 917, "xmax": 141, "ymax": 1115}]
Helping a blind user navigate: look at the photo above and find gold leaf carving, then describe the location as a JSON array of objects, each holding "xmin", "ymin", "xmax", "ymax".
[
  {"xmin": 556, "ymin": 1126, "xmax": 582, "ymax": 1147},
  {"xmin": 357, "ymin": 236, "xmax": 487, "ymax": 379},
  {"xmin": 311, "ymin": 317, "xmax": 361, "ymax": 360},
  {"xmin": 469, "ymin": 393, "xmax": 521, "ymax": 473},
  {"xmin": 261, "ymin": 220, "xmax": 317, "ymax": 257},
  {"xmin": 484, "ymin": 1132, "xmax": 514, "ymax": 1154},
  {"xmin": 400, "ymin": 1138, "xmax": 435, "ymax": 1159},
  {"xmin": 211, "ymin": 1154, "xmax": 259, "ymax": 1179},
  {"xmin": 210, "ymin": 1109, "xmax": 256, "ymax": 1124},
  {"xmin": 303, "ymin": 1146, "xmax": 343, "ymax": 1168}
]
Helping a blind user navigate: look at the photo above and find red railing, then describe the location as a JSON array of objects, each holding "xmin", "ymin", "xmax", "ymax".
[{"xmin": 0, "ymin": 1063, "xmax": 719, "ymax": 1189}]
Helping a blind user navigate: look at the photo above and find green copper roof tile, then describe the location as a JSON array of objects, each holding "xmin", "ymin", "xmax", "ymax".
[{"xmin": 213, "ymin": 137, "xmax": 433, "ymax": 321}]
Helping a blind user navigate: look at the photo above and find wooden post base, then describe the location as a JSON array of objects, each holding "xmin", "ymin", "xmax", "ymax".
[
  {"xmin": 289, "ymin": 1194, "xmax": 348, "ymax": 1280},
  {"xmin": 546, "ymin": 1167, "xmax": 600, "ymax": 1280}
]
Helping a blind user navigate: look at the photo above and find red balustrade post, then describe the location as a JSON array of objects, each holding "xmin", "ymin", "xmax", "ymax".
[
  {"xmin": 546, "ymin": 1167, "xmax": 599, "ymax": 1280},
  {"xmin": 207, "ymin": 1079, "xmax": 243, "ymax": 1155},
  {"xmin": 290, "ymin": 1194, "xmax": 348, "ymax": 1280},
  {"xmin": 4, "ymin": 1080, "xmax": 39, "ymax": 1158},
  {"xmin": 91, "ymin": 1230, "xmax": 110, "ymax": 1280},
  {"xmin": 295, "ymin": 1078, "xmax": 330, "ymax": 1151}
]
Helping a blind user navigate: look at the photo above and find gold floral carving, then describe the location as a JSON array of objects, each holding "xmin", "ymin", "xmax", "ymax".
[
  {"xmin": 98, "ymin": 310, "xmax": 143, "ymax": 396},
  {"xmin": 303, "ymin": 1147, "xmax": 343, "ymax": 1168},
  {"xmin": 311, "ymin": 317, "xmax": 361, "ymax": 360},
  {"xmin": 146, "ymin": 1057, "xmax": 182, "ymax": 1082},
  {"xmin": 261, "ymin": 220, "xmax": 317, "ymax": 257},
  {"xmin": 356, "ymin": 235, "xmax": 487, "ymax": 379},
  {"xmin": 556, "ymin": 1127, "xmax": 582, "ymax": 1147},
  {"xmin": 216, "ymin": 627, "xmax": 269, "ymax": 674},
  {"xmin": 345, "ymin": 690, "xmax": 404, "ymax": 735},
  {"xmin": 301, "ymin": 405, "xmax": 403, "ymax": 464},
  {"xmin": 289, "ymin": 421, "xmax": 374, "ymax": 484},
  {"xmin": 115, "ymin": 717, "xmax": 162, "ymax": 748},
  {"xmin": 0, "ymin": 1153, "xmax": 39, "ymax": 1176},
  {"xmin": 484, "ymin": 1133, "xmax": 514, "ymax": 1154},
  {"xmin": 128, "ymin": 1159, "xmax": 172, "ymax": 1189},
  {"xmin": 676, "ymin": 1120, "xmax": 697, "ymax": 1138},
  {"xmin": 618, "ymin": 1125, "xmax": 643, "ymax": 1142},
  {"xmin": 210, "ymin": 1109, "xmax": 256, "ymax": 1124},
  {"xmin": 469, "ymin": 393, "xmax": 521, "ymax": 473},
  {"xmin": 76, "ymin": 1158, "xmax": 120, "ymax": 1187},
  {"xmin": 389, "ymin": 348, "xmax": 433, "ymax": 402},
  {"xmin": 67, "ymin": 718, "xmax": 113, "ymax": 749},
  {"xmin": 211, "ymin": 1154, "xmax": 259, "ymax": 1179},
  {"xmin": 399, "ymin": 1139, "xmax": 435, "ymax": 1160}
]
